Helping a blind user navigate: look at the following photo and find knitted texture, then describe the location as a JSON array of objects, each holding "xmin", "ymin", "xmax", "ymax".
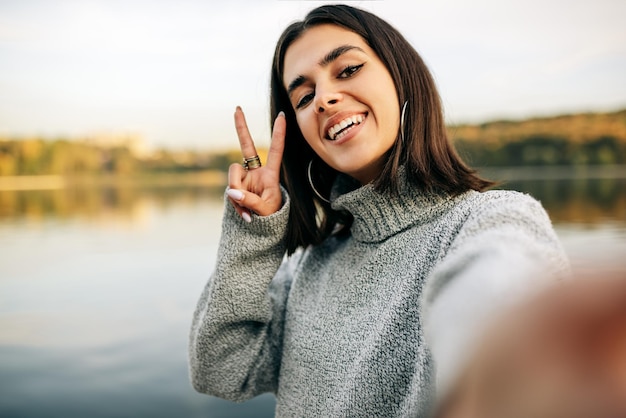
[{"xmin": 189, "ymin": 171, "xmax": 569, "ymax": 417}]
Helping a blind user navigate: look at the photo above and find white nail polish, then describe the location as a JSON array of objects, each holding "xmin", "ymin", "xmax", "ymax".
[
  {"xmin": 242, "ymin": 212, "xmax": 252, "ymax": 223},
  {"xmin": 227, "ymin": 189, "xmax": 244, "ymax": 201}
]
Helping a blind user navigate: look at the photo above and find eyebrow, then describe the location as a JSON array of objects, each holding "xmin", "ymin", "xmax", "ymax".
[{"xmin": 286, "ymin": 44, "xmax": 365, "ymax": 96}]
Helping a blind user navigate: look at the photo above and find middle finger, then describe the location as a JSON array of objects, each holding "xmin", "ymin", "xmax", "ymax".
[{"xmin": 234, "ymin": 106, "xmax": 259, "ymax": 160}]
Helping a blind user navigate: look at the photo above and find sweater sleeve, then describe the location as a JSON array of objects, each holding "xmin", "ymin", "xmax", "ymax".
[
  {"xmin": 421, "ymin": 191, "xmax": 570, "ymax": 397},
  {"xmin": 188, "ymin": 188, "xmax": 297, "ymax": 401}
]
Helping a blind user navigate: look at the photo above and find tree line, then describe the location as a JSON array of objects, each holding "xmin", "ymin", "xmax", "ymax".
[
  {"xmin": 451, "ymin": 109, "xmax": 626, "ymax": 166},
  {"xmin": 455, "ymin": 135, "xmax": 625, "ymax": 166},
  {"xmin": 0, "ymin": 138, "xmax": 246, "ymax": 176},
  {"xmin": 1, "ymin": 109, "xmax": 625, "ymax": 176}
]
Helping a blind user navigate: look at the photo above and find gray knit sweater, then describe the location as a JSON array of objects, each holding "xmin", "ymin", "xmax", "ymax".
[{"xmin": 189, "ymin": 171, "xmax": 569, "ymax": 417}]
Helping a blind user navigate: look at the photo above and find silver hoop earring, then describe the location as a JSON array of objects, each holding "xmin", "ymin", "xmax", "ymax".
[
  {"xmin": 400, "ymin": 100, "xmax": 408, "ymax": 143},
  {"xmin": 307, "ymin": 159, "xmax": 331, "ymax": 204}
]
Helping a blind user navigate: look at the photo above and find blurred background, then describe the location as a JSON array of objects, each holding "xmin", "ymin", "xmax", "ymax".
[{"xmin": 1, "ymin": 0, "xmax": 625, "ymax": 417}]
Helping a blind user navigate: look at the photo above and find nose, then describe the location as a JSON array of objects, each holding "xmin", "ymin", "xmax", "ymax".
[{"xmin": 313, "ymin": 83, "xmax": 342, "ymax": 114}]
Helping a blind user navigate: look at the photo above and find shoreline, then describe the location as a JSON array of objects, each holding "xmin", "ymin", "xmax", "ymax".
[
  {"xmin": 0, "ymin": 170, "xmax": 227, "ymax": 191},
  {"xmin": 1, "ymin": 165, "xmax": 626, "ymax": 191},
  {"xmin": 479, "ymin": 164, "xmax": 626, "ymax": 181}
]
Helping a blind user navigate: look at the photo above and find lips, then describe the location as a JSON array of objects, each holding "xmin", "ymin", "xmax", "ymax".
[{"xmin": 325, "ymin": 113, "xmax": 367, "ymax": 141}]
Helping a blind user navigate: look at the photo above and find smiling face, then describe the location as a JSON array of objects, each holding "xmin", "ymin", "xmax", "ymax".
[{"xmin": 282, "ymin": 24, "xmax": 400, "ymax": 185}]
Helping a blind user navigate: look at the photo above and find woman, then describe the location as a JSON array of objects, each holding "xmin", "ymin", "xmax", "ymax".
[{"xmin": 189, "ymin": 5, "xmax": 569, "ymax": 417}]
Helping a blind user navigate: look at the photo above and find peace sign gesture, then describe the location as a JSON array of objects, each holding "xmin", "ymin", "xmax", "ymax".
[{"xmin": 226, "ymin": 107, "xmax": 286, "ymax": 222}]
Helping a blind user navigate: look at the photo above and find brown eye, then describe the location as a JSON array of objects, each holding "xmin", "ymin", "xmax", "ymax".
[
  {"xmin": 296, "ymin": 93, "xmax": 314, "ymax": 109},
  {"xmin": 338, "ymin": 63, "xmax": 364, "ymax": 78}
]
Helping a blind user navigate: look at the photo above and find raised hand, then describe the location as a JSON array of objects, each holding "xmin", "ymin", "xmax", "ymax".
[{"xmin": 226, "ymin": 106, "xmax": 286, "ymax": 222}]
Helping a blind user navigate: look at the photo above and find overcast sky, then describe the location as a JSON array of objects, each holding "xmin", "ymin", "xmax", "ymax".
[{"xmin": 0, "ymin": 0, "xmax": 624, "ymax": 150}]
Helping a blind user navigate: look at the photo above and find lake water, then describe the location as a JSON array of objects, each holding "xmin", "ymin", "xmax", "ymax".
[{"xmin": 1, "ymin": 175, "xmax": 625, "ymax": 417}]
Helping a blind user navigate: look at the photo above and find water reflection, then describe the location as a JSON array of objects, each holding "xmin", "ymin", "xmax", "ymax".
[
  {"xmin": 1, "ymin": 175, "xmax": 625, "ymax": 418},
  {"xmin": 0, "ymin": 184, "xmax": 226, "ymax": 224},
  {"xmin": 0, "ymin": 185, "xmax": 276, "ymax": 418},
  {"xmin": 501, "ymin": 177, "xmax": 626, "ymax": 225},
  {"xmin": 1, "ymin": 177, "xmax": 624, "ymax": 226}
]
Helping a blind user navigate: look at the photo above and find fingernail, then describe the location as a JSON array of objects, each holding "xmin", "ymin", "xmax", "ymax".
[
  {"xmin": 226, "ymin": 188, "xmax": 244, "ymax": 201},
  {"xmin": 278, "ymin": 111, "xmax": 285, "ymax": 118},
  {"xmin": 235, "ymin": 106, "xmax": 242, "ymax": 112},
  {"xmin": 242, "ymin": 211, "xmax": 252, "ymax": 223}
]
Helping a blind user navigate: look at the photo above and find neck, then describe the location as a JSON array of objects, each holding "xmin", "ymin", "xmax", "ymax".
[
  {"xmin": 330, "ymin": 167, "xmax": 460, "ymax": 243},
  {"xmin": 343, "ymin": 158, "xmax": 385, "ymax": 185}
]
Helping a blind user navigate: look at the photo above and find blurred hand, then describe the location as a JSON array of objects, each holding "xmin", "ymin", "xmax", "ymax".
[
  {"xmin": 435, "ymin": 274, "xmax": 626, "ymax": 418},
  {"xmin": 227, "ymin": 107, "xmax": 286, "ymax": 222}
]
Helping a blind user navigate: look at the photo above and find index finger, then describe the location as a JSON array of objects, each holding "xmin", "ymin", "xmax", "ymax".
[
  {"xmin": 265, "ymin": 111, "xmax": 286, "ymax": 173},
  {"xmin": 234, "ymin": 106, "xmax": 258, "ymax": 159}
]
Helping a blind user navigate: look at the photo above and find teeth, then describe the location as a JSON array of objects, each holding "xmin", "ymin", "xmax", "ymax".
[{"xmin": 328, "ymin": 114, "xmax": 364, "ymax": 140}]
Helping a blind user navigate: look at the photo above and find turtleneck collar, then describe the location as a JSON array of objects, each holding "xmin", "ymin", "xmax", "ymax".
[{"xmin": 330, "ymin": 167, "xmax": 465, "ymax": 243}]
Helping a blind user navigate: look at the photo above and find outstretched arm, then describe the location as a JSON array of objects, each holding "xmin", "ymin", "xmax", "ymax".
[{"xmin": 422, "ymin": 192, "xmax": 570, "ymax": 397}]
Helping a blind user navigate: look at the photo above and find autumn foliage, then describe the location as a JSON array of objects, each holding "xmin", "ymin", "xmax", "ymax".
[
  {"xmin": 451, "ymin": 109, "xmax": 626, "ymax": 166},
  {"xmin": 1, "ymin": 109, "xmax": 625, "ymax": 177}
]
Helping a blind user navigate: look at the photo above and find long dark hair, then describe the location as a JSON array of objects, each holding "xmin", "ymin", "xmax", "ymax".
[{"xmin": 270, "ymin": 4, "xmax": 493, "ymax": 254}]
